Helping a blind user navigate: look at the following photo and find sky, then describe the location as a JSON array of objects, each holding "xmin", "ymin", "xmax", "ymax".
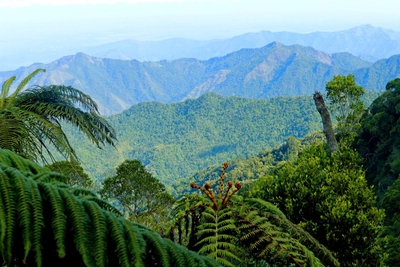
[
  {"xmin": 0, "ymin": 0, "xmax": 400, "ymax": 70},
  {"xmin": 2, "ymin": 0, "xmax": 400, "ymax": 41}
]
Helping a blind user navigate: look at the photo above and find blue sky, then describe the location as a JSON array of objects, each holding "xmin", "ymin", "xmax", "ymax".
[
  {"xmin": 0, "ymin": 0, "xmax": 399, "ymax": 70},
  {"xmin": 2, "ymin": 0, "xmax": 400, "ymax": 41}
]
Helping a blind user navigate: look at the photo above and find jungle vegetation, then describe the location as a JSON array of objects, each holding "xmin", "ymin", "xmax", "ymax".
[{"xmin": 1, "ymin": 69, "xmax": 399, "ymax": 266}]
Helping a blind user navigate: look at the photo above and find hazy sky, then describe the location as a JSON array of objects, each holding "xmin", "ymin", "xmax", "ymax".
[
  {"xmin": 0, "ymin": 0, "xmax": 399, "ymax": 70},
  {"xmin": 2, "ymin": 0, "xmax": 400, "ymax": 42}
]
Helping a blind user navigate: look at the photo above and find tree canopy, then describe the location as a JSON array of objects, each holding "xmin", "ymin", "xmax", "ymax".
[
  {"xmin": 249, "ymin": 142, "xmax": 385, "ymax": 266},
  {"xmin": 99, "ymin": 160, "xmax": 175, "ymax": 233},
  {"xmin": 354, "ymin": 78, "xmax": 400, "ymax": 266}
]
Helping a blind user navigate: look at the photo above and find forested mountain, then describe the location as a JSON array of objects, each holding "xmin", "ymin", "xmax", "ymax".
[
  {"xmin": 2, "ymin": 42, "xmax": 395, "ymax": 116},
  {"xmin": 84, "ymin": 25, "xmax": 400, "ymax": 62},
  {"xmin": 66, "ymin": 93, "xmax": 321, "ymax": 182},
  {"xmin": 65, "ymin": 91, "xmax": 381, "ymax": 185}
]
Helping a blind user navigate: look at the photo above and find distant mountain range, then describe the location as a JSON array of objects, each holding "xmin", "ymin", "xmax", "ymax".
[
  {"xmin": 83, "ymin": 25, "xmax": 400, "ymax": 63},
  {"xmin": 2, "ymin": 25, "xmax": 400, "ymax": 72},
  {"xmin": 1, "ymin": 41, "xmax": 399, "ymax": 115}
]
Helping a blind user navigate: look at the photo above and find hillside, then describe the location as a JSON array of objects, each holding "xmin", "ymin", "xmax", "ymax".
[
  {"xmin": 66, "ymin": 93, "xmax": 323, "ymax": 183},
  {"xmin": 65, "ymin": 91, "xmax": 381, "ymax": 185},
  {"xmin": 0, "ymin": 42, "xmax": 378, "ymax": 115},
  {"xmin": 84, "ymin": 25, "xmax": 400, "ymax": 62}
]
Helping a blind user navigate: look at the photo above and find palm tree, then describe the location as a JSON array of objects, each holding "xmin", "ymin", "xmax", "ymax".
[{"xmin": 0, "ymin": 68, "xmax": 116, "ymax": 162}]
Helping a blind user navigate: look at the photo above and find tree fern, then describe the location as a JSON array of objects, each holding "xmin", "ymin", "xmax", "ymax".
[
  {"xmin": 170, "ymin": 162, "xmax": 339, "ymax": 267},
  {"xmin": 236, "ymin": 204, "xmax": 324, "ymax": 267},
  {"xmin": 196, "ymin": 205, "xmax": 241, "ymax": 267},
  {"xmin": 0, "ymin": 148, "xmax": 219, "ymax": 266},
  {"xmin": 0, "ymin": 70, "xmax": 117, "ymax": 163}
]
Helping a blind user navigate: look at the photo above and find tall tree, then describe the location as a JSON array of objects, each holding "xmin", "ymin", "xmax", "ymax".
[
  {"xmin": 99, "ymin": 160, "xmax": 175, "ymax": 233},
  {"xmin": 249, "ymin": 142, "xmax": 385, "ymax": 266},
  {"xmin": 325, "ymin": 74, "xmax": 365, "ymax": 141},
  {"xmin": 313, "ymin": 91, "xmax": 338, "ymax": 152},
  {"xmin": 46, "ymin": 160, "xmax": 95, "ymax": 189},
  {"xmin": 0, "ymin": 68, "xmax": 116, "ymax": 163},
  {"xmin": 355, "ymin": 78, "xmax": 400, "ymax": 194},
  {"xmin": 354, "ymin": 78, "xmax": 400, "ymax": 266}
]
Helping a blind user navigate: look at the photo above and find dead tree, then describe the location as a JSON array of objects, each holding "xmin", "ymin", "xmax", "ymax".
[{"xmin": 313, "ymin": 91, "xmax": 338, "ymax": 152}]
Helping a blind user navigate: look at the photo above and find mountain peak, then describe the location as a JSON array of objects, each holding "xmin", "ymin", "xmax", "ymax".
[{"xmin": 268, "ymin": 41, "xmax": 284, "ymax": 48}]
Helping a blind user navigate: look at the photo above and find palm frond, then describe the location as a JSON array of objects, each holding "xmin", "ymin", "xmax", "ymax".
[
  {"xmin": 0, "ymin": 76, "xmax": 16, "ymax": 108},
  {"xmin": 1, "ymin": 70, "xmax": 116, "ymax": 163},
  {"xmin": 236, "ymin": 203, "xmax": 327, "ymax": 267}
]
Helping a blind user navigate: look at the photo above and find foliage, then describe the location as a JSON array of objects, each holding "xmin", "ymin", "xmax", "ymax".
[
  {"xmin": 68, "ymin": 93, "xmax": 324, "ymax": 182},
  {"xmin": 0, "ymin": 69, "xmax": 116, "ymax": 163},
  {"xmin": 381, "ymin": 178, "xmax": 400, "ymax": 266},
  {"xmin": 173, "ymin": 133, "xmax": 324, "ymax": 198},
  {"xmin": 47, "ymin": 160, "xmax": 95, "ymax": 189},
  {"xmin": 99, "ymin": 160, "xmax": 175, "ymax": 234},
  {"xmin": 249, "ymin": 142, "xmax": 385, "ymax": 266},
  {"xmin": 355, "ymin": 78, "xmax": 400, "ymax": 195},
  {"xmin": 325, "ymin": 74, "xmax": 365, "ymax": 140},
  {"xmin": 0, "ymin": 148, "xmax": 219, "ymax": 267},
  {"xmin": 63, "ymin": 90, "xmax": 381, "ymax": 187},
  {"xmin": 354, "ymin": 78, "xmax": 400, "ymax": 266},
  {"xmin": 170, "ymin": 163, "xmax": 339, "ymax": 267}
]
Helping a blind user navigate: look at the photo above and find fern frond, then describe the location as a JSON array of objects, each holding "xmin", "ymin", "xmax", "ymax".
[
  {"xmin": 32, "ymin": 172, "xmax": 67, "ymax": 183},
  {"xmin": 164, "ymin": 238, "xmax": 187, "ymax": 267},
  {"xmin": 237, "ymin": 203, "xmax": 327, "ymax": 267},
  {"xmin": 0, "ymin": 168, "xmax": 17, "ymax": 266},
  {"xmin": 38, "ymin": 182, "xmax": 67, "ymax": 258},
  {"xmin": 217, "ymin": 224, "xmax": 236, "ymax": 233},
  {"xmin": 141, "ymin": 230, "xmax": 171, "ymax": 267},
  {"xmin": 0, "ymin": 193, "xmax": 5, "ymax": 260},
  {"xmin": 82, "ymin": 200, "xmax": 107, "ymax": 267},
  {"xmin": 7, "ymin": 69, "xmax": 46, "ymax": 106},
  {"xmin": 210, "ymin": 254, "xmax": 236, "ymax": 267},
  {"xmin": 0, "ymin": 149, "xmax": 220, "ymax": 266},
  {"xmin": 105, "ymin": 212, "xmax": 130, "ymax": 267},
  {"xmin": 264, "ymin": 212, "xmax": 340, "ymax": 267},
  {"xmin": 0, "ymin": 169, "xmax": 9, "ymax": 260},
  {"xmin": 59, "ymin": 189, "xmax": 94, "ymax": 267},
  {"xmin": 0, "ymin": 148, "xmax": 45, "ymax": 174},
  {"xmin": 69, "ymin": 187, "xmax": 97, "ymax": 197},
  {"xmin": 85, "ymin": 196, "xmax": 123, "ymax": 216},
  {"xmin": 27, "ymin": 178, "xmax": 44, "ymax": 267},
  {"xmin": 121, "ymin": 220, "xmax": 146, "ymax": 267},
  {"xmin": 5, "ymin": 167, "xmax": 34, "ymax": 263},
  {"xmin": 0, "ymin": 76, "xmax": 16, "ymax": 107},
  {"xmin": 245, "ymin": 198, "xmax": 287, "ymax": 218}
]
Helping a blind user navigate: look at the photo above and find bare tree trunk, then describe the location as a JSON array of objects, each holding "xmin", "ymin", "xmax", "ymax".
[{"xmin": 313, "ymin": 91, "xmax": 338, "ymax": 152}]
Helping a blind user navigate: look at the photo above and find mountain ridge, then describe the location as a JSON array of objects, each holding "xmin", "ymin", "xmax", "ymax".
[
  {"xmin": 1, "ymin": 42, "xmax": 383, "ymax": 115},
  {"xmin": 83, "ymin": 25, "xmax": 400, "ymax": 63}
]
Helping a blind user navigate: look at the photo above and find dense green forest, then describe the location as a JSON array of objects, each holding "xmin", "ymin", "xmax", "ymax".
[
  {"xmin": 66, "ymin": 90, "xmax": 381, "ymax": 186},
  {"xmin": 1, "ymin": 68, "xmax": 400, "ymax": 266}
]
